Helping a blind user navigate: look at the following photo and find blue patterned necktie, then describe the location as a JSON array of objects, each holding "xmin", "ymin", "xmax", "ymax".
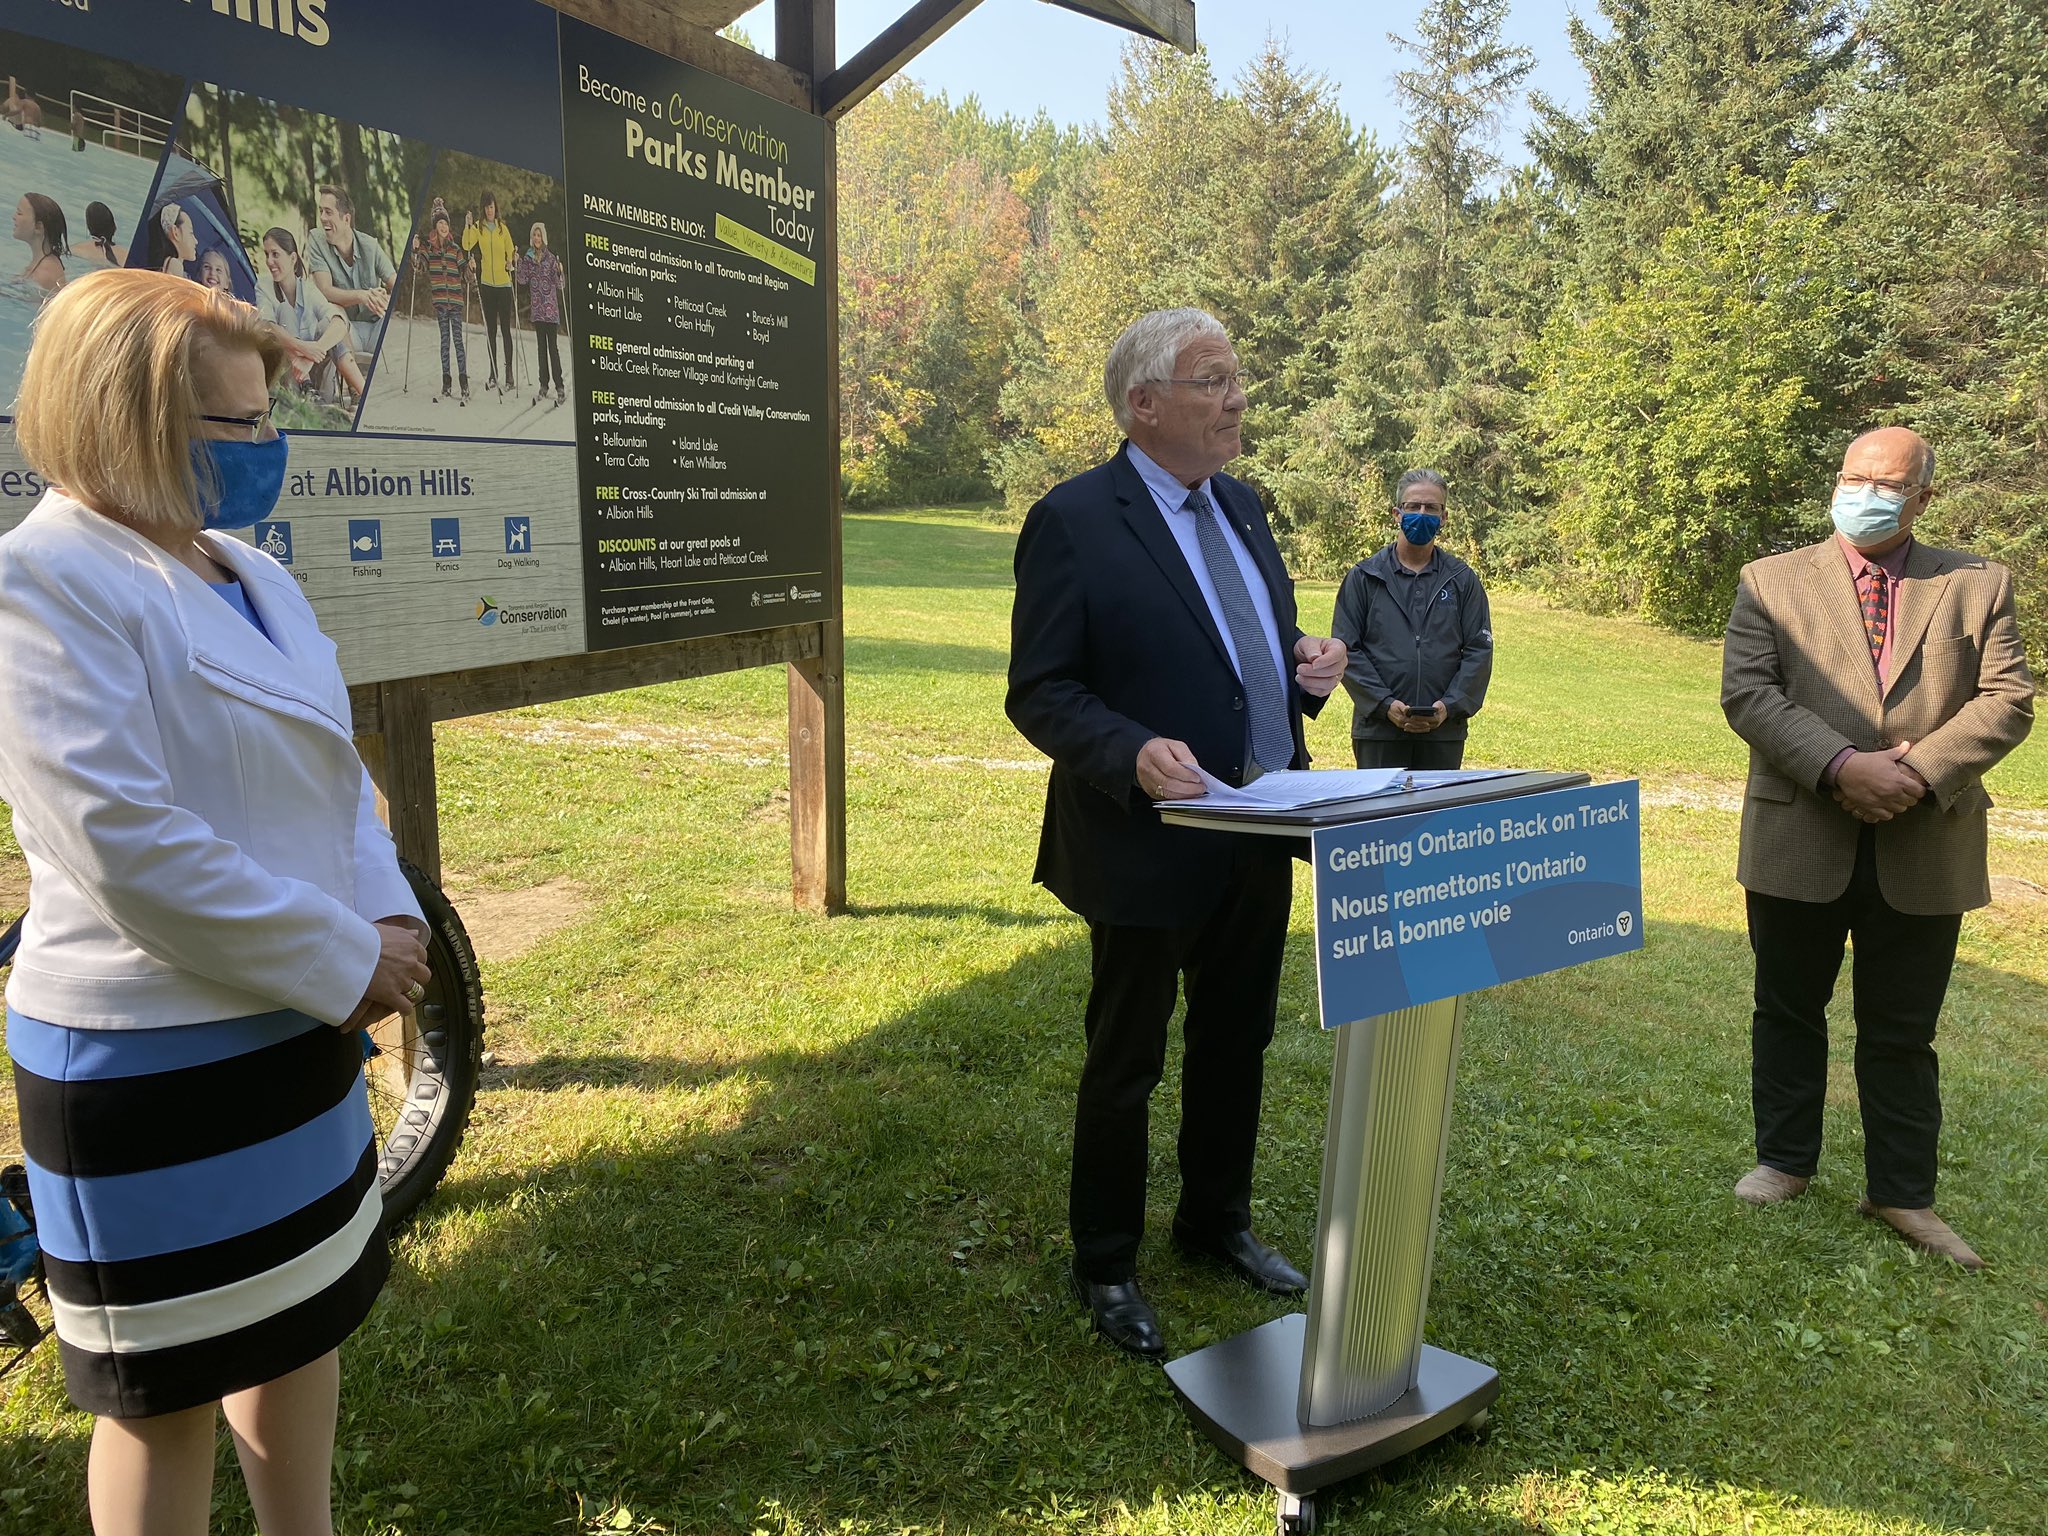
[{"xmin": 1185, "ymin": 487, "xmax": 1294, "ymax": 773}]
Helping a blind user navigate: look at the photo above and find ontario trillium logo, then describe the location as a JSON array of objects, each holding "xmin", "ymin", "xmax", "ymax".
[{"xmin": 476, "ymin": 596, "xmax": 500, "ymax": 626}]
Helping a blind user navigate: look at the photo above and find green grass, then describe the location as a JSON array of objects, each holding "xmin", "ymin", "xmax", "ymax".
[{"xmin": 3, "ymin": 507, "xmax": 2045, "ymax": 1535}]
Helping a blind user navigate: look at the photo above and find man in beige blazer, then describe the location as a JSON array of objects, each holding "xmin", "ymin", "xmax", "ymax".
[{"xmin": 1721, "ymin": 426, "xmax": 2035, "ymax": 1268}]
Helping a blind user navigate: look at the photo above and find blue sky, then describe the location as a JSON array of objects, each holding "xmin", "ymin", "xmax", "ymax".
[{"xmin": 732, "ymin": 0, "xmax": 1596, "ymax": 158}]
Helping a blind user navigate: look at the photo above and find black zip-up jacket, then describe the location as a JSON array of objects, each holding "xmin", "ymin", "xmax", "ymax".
[{"xmin": 1330, "ymin": 543, "xmax": 1494, "ymax": 742}]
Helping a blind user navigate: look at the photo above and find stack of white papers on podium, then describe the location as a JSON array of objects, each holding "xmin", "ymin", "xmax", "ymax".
[{"xmin": 1161, "ymin": 766, "xmax": 1523, "ymax": 813}]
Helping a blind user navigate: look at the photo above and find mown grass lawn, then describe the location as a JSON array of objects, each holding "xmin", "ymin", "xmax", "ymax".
[{"xmin": 3, "ymin": 507, "xmax": 2045, "ymax": 1536}]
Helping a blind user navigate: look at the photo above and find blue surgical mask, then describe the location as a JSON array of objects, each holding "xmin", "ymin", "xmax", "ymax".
[
  {"xmin": 1400, "ymin": 511, "xmax": 1443, "ymax": 547},
  {"xmin": 193, "ymin": 434, "xmax": 288, "ymax": 530},
  {"xmin": 1830, "ymin": 482, "xmax": 1908, "ymax": 547}
]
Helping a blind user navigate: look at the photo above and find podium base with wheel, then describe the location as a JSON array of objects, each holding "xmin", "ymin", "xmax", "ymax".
[{"xmin": 1165, "ymin": 1315, "xmax": 1496, "ymax": 1513}]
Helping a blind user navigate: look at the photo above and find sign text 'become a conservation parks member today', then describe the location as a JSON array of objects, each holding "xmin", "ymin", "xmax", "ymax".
[
  {"xmin": 0, "ymin": 0, "xmax": 831, "ymax": 684},
  {"xmin": 1311, "ymin": 781, "xmax": 1644, "ymax": 1029}
]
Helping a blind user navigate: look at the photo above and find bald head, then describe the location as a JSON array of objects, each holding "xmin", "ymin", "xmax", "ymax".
[
  {"xmin": 1834, "ymin": 426, "xmax": 1935, "ymax": 555},
  {"xmin": 1842, "ymin": 426, "xmax": 1934, "ymax": 488}
]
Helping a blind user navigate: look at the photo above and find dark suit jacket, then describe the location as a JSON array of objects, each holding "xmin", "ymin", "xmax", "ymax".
[{"xmin": 1006, "ymin": 445, "xmax": 1325, "ymax": 928}]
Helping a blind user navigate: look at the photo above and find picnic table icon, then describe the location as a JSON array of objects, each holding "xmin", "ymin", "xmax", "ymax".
[{"xmin": 435, "ymin": 536, "xmax": 459, "ymax": 556}]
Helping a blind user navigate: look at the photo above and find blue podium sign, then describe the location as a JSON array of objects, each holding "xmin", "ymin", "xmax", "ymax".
[{"xmin": 1310, "ymin": 780, "xmax": 1643, "ymax": 1029}]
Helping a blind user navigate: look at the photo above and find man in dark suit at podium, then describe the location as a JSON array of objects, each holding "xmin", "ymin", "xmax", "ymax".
[{"xmin": 1006, "ymin": 308, "xmax": 1349, "ymax": 1358}]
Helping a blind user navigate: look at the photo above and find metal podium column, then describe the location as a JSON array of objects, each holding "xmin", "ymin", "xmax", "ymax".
[
  {"xmin": 1161, "ymin": 988, "xmax": 1497, "ymax": 1517},
  {"xmin": 1299, "ymin": 996, "xmax": 1464, "ymax": 1425},
  {"xmin": 1158, "ymin": 770, "xmax": 1620, "ymax": 1531}
]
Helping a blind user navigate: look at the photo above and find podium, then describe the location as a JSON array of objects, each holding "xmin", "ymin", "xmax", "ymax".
[{"xmin": 1158, "ymin": 770, "xmax": 1629, "ymax": 1535}]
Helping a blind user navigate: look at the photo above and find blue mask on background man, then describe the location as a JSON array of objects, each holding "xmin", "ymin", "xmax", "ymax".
[
  {"xmin": 1400, "ymin": 511, "xmax": 1443, "ymax": 546},
  {"xmin": 1830, "ymin": 482, "xmax": 1909, "ymax": 547},
  {"xmin": 194, "ymin": 435, "xmax": 289, "ymax": 530}
]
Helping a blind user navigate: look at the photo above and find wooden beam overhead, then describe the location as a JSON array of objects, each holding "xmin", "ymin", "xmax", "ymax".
[
  {"xmin": 651, "ymin": 0, "xmax": 761, "ymax": 29},
  {"xmin": 543, "ymin": 0, "xmax": 810, "ymax": 108},
  {"xmin": 817, "ymin": 0, "xmax": 985, "ymax": 119},
  {"xmin": 774, "ymin": 0, "xmax": 834, "ymax": 88},
  {"xmin": 1040, "ymin": 0, "xmax": 1195, "ymax": 52}
]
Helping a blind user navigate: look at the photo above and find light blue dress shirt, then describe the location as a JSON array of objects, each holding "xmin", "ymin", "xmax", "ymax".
[{"xmin": 1125, "ymin": 441, "xmax": 1290, "ymax": 691}]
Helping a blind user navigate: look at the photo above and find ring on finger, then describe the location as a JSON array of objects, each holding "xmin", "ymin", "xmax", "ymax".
[{"xmin": 405, "ymin": 980, "xmax": 426, "ymax": 1005}]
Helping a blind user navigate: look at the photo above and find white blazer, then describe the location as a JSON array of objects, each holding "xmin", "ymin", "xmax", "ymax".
[{"xmin": 0, "ymin": 491, "xmax": 420, "ymax": 1029}]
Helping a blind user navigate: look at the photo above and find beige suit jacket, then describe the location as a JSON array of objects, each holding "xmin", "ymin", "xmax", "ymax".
[{"xmin": 1721, "ymin": 538, "xmax": 2035, "ymax": 913}]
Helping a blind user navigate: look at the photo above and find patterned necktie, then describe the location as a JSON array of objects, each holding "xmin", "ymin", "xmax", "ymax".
[
  {"xmin": 1859, "ymin": 563, "xmax": 1889, "ymax": 666},
  {"xmin": 1185, "ymin": 487, "xmax": 1295, "ymax": 772}
]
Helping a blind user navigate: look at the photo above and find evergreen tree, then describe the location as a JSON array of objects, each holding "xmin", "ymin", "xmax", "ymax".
[
  {"xmin": 1304, "ymin": 0, "xmax": 1543, "ymax": 573},
  {"xmin": 990, "ymin": 43, "xmax": 1231, "ymax": 510},
  {"xmin": 1533, "ymin": 0, "xmax": 1853, "ymax": 284},
  {"xmin": 1820, "ymin": 0, "xmax": 2048, "ymax": 653},
  {"xmin": 1534, "ymin": 175, "xmax": 1872, "ymax": 632},
  {"xmin": 1209, "ymin": 42, "xmax": 1391, "ymax": 566}
]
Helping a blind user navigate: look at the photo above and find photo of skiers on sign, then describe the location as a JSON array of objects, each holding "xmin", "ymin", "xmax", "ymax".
[
  {"xmin": 145, "ymin": 87, "xmax": 569, "ymax": 442},
  {"xmin": 356, "ymin": 149, "xmax": 574, "ymax": 442}
]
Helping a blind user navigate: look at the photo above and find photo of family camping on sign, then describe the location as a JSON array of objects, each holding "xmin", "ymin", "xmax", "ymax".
[
  {"xmin": 169, "ymin": 82, "xmax": 428, "ymax": 433},
  {"xmin": 0, "ymin": 28, "xmax": 181, "ymax": 408},
  {"xmin": 354, "ymin": 147, "xmax": 574, "ymax": 443}
]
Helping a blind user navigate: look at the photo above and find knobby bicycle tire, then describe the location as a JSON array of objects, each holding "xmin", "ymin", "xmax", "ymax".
[{"xmin": 361, "ymin": 858, "xmax": 485, "ymax": 1228}]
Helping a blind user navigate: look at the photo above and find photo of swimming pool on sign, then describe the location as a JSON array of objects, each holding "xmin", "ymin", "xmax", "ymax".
[{"xmin": 0, "ymin": 28, "xmax": 184, "ymax": 409}]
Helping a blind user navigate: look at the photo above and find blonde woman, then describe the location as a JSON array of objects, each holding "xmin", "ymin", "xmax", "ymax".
[{"xmin": 0, "ymin": 269, "xmax": 430, "ymax": 1536}]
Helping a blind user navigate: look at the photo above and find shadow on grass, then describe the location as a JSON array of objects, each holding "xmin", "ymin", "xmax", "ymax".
[
  {"xmin": 8, "ymin": 916, "xmax": 2044, "ymax": 1535},
  {"xmin": 358, "ymin": 915, "xmax": 2048, "ymax": 1533},
  {"xmin": 839, "ymin": 902, "xmax": 1067, "ymax": 927}
]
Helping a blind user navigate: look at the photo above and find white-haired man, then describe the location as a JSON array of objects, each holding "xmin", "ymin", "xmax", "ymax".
[{"xmin": 1006, "ymin": 308, "xmax": 1348, "ymax": 1357}]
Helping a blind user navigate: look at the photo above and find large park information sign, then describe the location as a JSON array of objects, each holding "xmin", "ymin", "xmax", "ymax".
[{"xmin": 0, "ymin": 0, "xmax": 831, "ymax": 683}]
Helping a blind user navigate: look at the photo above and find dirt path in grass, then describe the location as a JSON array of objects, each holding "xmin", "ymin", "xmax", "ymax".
[{"xmin": 437, "ymin": 875, "xmax": 591, "ymax": 964}]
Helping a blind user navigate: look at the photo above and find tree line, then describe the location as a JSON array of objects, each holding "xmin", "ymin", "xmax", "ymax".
[{"xmin": 833, "ymin": 0, "xmax": 2047, "ymax": 652}]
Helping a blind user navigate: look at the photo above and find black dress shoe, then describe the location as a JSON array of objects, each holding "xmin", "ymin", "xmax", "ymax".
[
  {"xmin": 1171, "ymin": 1221, "xmax": 1308, "ymax": 1296},
  {"xmin": 1069, "ymin": 1269, "xmax": 1165, "ymax": 1359}
]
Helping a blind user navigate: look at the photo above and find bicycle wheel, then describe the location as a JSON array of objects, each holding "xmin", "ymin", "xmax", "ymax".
[{"xmin": 361, "ymin": 859, "xmax": 484, "ymax": 1228}]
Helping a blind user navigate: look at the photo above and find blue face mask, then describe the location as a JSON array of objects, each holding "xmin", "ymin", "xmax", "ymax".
[
  {"xmin": 1400, "ymin": 511, "xmax": 1443, "ymax": 547},
  {"xmin": 193, "ymin": 434, "xmax": 288, "ymax": 530},
  {"xmin": 1830, "ymin": 482, "xmax": 1909, "ymax": 547}
]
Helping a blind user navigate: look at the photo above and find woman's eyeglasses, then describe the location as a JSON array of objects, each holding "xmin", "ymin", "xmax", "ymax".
[{"xmin": 199, "ymin": 405, "xmax": 278, "ymax": 442}]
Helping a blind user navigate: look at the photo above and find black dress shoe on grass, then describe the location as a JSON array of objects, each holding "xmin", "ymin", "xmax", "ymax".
[
  {"xmin": 1172, "ymin": 1222, "xmax": 1308, "ymax": 1296},
  {"xmin": 1069, "ymin": 1269, "xmax": 1165, "ymax": 1359}
]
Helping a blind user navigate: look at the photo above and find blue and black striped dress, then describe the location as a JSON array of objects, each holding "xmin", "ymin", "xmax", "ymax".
[{"xmin": 6, "ymin": 578, "xmax": 388, "ymax": 1417}]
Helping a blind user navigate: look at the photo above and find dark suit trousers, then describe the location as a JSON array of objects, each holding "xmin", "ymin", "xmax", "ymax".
[
  {"xmin": 1747, "ymin": 825, "xmax": 1960, "ymax": 1208},
  {"xmin": 1352, "ymin": 737, "xmax": 1466, "ymax": 770},
  {"xmin": 1071, "ymin": 844, "xmax": 1293, "ymax": 1283}
]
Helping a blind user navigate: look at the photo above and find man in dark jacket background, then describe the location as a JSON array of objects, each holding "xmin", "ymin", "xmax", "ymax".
[{"xmin": 1331, "ymin": 469, "xmax": 1495, "ymax": 769}]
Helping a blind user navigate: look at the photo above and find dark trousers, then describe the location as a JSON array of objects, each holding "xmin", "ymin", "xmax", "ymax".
[
  {"xmin": 434, "ymin": 305, "xmax": 467, "ymax": 388},
  {"xmin": 1746, "ymin": 826, "xmax": 1960, "ymax": 1208},
  {"xmin": 1071, "ymin": 846, "xmax": 1292, "ymax": 1283},
  {"xmin": 481, "ymin": 284, "xmax": 514, "ymax": 381},
  {"xmin": 1352, "ymin": 736, "xmax": 1466, "ymax": 770},
  {"xmin": 535, "ymin": 321, "xmax": 562, "ymax": 391}
]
